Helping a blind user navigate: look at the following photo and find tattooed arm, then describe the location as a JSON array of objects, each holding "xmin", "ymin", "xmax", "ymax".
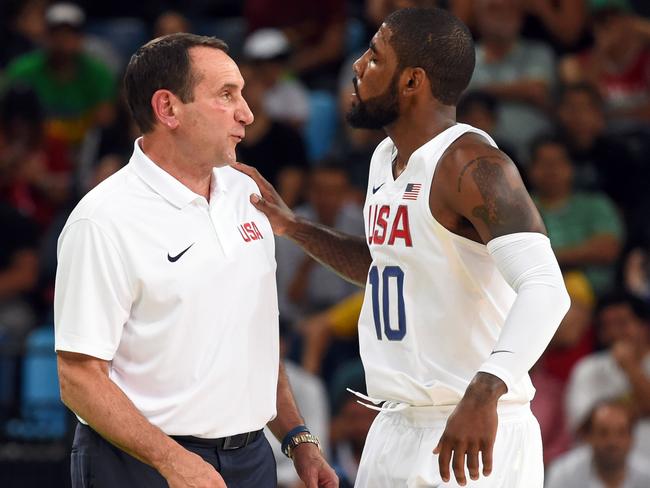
[
  {"xmin": 233, "ymin": 162, "xmax": 371, "ymax": 286},
  {"xmin": 430, "ymin": 134, "xmax": 552, "ymax": 485},
  {"xmin": 436, "ymin": 133, "xmax": 546, "ymax": 242}
]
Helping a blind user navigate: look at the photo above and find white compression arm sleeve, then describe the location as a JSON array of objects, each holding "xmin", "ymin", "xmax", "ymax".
[{"xmin": 478, "ymin": 232, "xmax": 571, "ymax": 392}]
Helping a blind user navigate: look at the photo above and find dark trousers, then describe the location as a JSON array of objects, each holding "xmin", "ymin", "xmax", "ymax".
[{"xmin": 71, "ymin": 423, "xmax": 277, "ymax": 488}]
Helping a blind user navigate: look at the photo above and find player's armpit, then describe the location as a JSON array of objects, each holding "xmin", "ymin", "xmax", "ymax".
[{"xmin": 439, "ymin": 139, "xmax": 546, "ymax": 243}]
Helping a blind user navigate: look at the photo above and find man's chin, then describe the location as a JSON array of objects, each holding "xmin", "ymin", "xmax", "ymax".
[{"xmin": 345, "ymin": 108, "xmax": 384, "ymax": 130}]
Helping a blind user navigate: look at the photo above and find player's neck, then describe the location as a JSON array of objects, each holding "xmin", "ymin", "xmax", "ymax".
[{"xmin": 385, "ymin": 106, "xmax": 455, "ymax": 170}]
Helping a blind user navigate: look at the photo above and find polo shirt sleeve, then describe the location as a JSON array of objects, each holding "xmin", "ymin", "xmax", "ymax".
[{"xmin": 54, "ymin": 219, "xmax": 132, "ymax": 360}]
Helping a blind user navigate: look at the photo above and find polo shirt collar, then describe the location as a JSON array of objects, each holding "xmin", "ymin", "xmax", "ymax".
[{"xmin": 129, "ymin": 138, "xmax": 228, "ymax": 209}]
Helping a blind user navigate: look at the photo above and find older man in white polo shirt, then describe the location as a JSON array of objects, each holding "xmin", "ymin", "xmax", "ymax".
[{"xmin": 54, "ymin": 33, "xmax": 337, "ymax": 488}]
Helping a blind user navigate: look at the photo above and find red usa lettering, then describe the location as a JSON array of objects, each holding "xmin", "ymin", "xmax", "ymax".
[
  {"xmin": 238, "ymin": 221, "xmax": 264, "ymax": 242},
  {"xmin": 367, "ymin": 204, "xmax": 412, "ymax": 247}
]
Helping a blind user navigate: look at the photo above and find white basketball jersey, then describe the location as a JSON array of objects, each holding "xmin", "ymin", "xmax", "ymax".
[{"xmin": 359, "ymin": 123, "xmax": 535, "ymax": 406}]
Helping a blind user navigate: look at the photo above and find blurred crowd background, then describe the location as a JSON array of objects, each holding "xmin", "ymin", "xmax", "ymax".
[{"xmin": 1, "ymin": 0, "xmax": 650, "ymax": 486}]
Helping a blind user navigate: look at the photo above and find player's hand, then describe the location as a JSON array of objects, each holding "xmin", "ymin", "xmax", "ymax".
[
  {"xmin": 232, "ymin": 162, "xmax": 296, "ymax": 236},
  {"xmin": 292, "ymin": 442, "xmax": 339, "ymax": 488},
  {"xmin": 160, "ymin": 447, "xmax": 227, "ymax": 488},
  {"xmin": 433, "ymin": 372, "xmax": 506, "ymax": 486}
]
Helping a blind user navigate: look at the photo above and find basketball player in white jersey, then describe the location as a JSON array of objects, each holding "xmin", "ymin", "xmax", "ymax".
[{"xmin": 236, "ymin": 7, "xmax": 569, "ymax": 487}]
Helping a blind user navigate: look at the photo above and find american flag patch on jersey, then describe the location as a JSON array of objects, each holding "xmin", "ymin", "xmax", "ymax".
[{"xmin": 403, "ymin": 183, "xmax": 422, "ymax": 200}]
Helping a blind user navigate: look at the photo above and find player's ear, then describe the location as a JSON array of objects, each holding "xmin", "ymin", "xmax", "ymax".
[
  {"xmin": 401, "ymin": 67, "xmax": 426, "ymax": 96},
  {"xmin": 151, "ymin": 89, "xmax": 180, "ymax": 130}
]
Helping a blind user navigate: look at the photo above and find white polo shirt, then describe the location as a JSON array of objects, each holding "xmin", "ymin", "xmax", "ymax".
[{"xmin": 54, "ymin": 139, "xmax": 279, "ymax": 438}]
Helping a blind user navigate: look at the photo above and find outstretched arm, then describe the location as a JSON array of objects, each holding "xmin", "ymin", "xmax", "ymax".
[
  {"xmin": 432, "ymin": 137, "xmax": 569, "ymax": 486},
  {"xmin": 234, "ymin": 162, "xmax": 372, "ymax": 286}
]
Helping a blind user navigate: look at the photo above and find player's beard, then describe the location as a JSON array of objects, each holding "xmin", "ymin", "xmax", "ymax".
[{"xmin": 346, "ymin": 74, "xmax": 399, "ymax": 130}]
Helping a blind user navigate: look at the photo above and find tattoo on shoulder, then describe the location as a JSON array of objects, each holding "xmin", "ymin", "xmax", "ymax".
[{"xmin": 458, "ymin": 156, "xmax": 536, "ymax": 237}]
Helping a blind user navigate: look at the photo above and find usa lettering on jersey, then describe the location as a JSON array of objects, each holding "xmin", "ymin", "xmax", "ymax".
[
  {"xmin": 238, "ymin": 221, "xmax": 263, "ymax": 242},
  {"xmin": 367, "ymin": 204, "xmax": 413, "ymax": 246}
]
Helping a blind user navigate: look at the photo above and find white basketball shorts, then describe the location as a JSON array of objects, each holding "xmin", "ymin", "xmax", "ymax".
[{"xmin": 355, "ymin": 402, "xmax": 543, "ymax": 488}]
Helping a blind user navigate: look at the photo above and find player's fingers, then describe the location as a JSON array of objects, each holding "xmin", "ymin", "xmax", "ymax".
[
  {"xmin": 434, "ymin": 437, "xmax": 452, "ymax": 483},
  {"xmin": 467, "ymin": 444, "xmax": 480, "ymax": 481},
  {"xmin": 249, "ymin": 193, "xmax": 270, "ymax": 211},
  {"xmin": 452, "ymin": 446, "xmax": 467, "ymax": 486},
  {"xmin": 481, "ymin": 439, "xmax": 494, "ymax": 477}
]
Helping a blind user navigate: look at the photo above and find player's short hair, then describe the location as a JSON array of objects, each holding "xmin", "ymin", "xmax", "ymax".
[
  {"xmin": 384, "ymin": 7, "xmax": 475, "ymax": 106},
  {"xmin": 124, "ymin": 33, "xmax": 228, "ymax": 133}
]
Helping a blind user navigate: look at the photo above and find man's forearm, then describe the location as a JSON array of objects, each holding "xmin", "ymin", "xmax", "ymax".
[
  {"xmin": 267, "ymin": 362, "xmax": 305, "ymax": 440},
  {"xmin": 287, "ymin": 216, "xmax": 372, "ymax": 287},
  {"xmin": 58, "ymin": 359, "xmax": 180, "ymax": 474}
]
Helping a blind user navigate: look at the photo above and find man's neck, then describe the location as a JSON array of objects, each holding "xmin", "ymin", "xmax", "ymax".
[
  {"xmin": 141, "ymin": 135, "xmax": 213, "ymax": 201},
  {"xmin": 596, "ymin": 464, "xmax": 626, "ymax": 488},
  {"xmin": 385, "ymin": 105, "xmax": 456, "ymax": 174}
]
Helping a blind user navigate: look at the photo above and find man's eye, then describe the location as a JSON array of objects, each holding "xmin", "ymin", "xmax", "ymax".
[
  {"xmin": 222, "ymin": 92, "xmax": 232, "ymax": 101},
  {"xmin": 369, "ymin": 58, "xmax": 377, "ymax": 65}
]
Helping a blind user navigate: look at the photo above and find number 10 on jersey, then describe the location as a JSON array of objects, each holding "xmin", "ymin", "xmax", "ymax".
[{"xmin": 368, "ymin": 265, "xmax": 407, "ymax": 341}]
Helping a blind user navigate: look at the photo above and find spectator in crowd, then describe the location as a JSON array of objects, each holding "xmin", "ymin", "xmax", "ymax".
[
  {"xmin": 546, "ymin": 401, "xmax": 650, "ymax": 488},
  {"xmin": 456, "ymin": 90, "xmax": 517, "ymax": 163},
  {"xmin": 242, "ymin": 28, "xmax": 310, "ymax": 127},
  {"xmin": 328, "ymin": 361, "xmax": 377, "ymax": 488},
  {"xmin": 531, "ymin": 271, "xmax": 596, "ymax": 464},
  {"xmin": 454, "ymin": 0, "xmax": 589, "ymax": 54},
  {"xmin": 301, "ymin": 291, "xmax": 363, "ymax": 376},
  {"xmin": 528, "ymin": 135, "xmax": 623, "ymax": 295},
  {"xmin": 4, "ymin": 2, "xmax": 116, "ymax": 151},
  {"xmin": 560, "ymin": 4, "xmax": 650, "ymax": 124},
  {"xmin": 236, "ymin": 62, "xmax": 309, "ymax": 209},
  {"xmin": 38, "ymin": 153, "xmax": 125, "ymax": 317},
  {"xmin": 275, "ymin": 164, "xmax": 363, "ymax": 324},
  {"xmin": 153, "ymin": 10, "xmax": 191, "ymax": 38},
  {"xmin": 0, "ymin": 85, "xmax": 72, "ymax": 229},
  {"xmin": 566, "ymin": 292, "xmax": 650, "ymax": 458},
  {"xmin": 467, "ymin": 0, "xmax": 556, "ymax": 160},
  {"xmin": 555, "ymin": 82, "xmax": 647, "ymax": 220},
  {"xmin": 244, "ymin": 0, "xmax": 346, "ymax": 90},
  {"xmin": 0, "ymin": 202, "xmax": 39, "ymax": 341},
  {"xmin": 623, "ymin": 240, "xmax": 650, "ymax": 306},
  {"xmin": 267, "ymin": 322, "xmax": 331, "ymax": 488},
  {"xmin": 0, "ymin": 0, "xmax": 47, "ymax": 68}
]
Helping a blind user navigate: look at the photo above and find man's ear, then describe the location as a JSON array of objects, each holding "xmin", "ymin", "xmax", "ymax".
[
  {"xmin": 401, "ymin": 67, "xmax": 426, "ymax": 96},
  {"xmin": 151, "ymin": 89, "xmax": 180, "ymax": 129}
]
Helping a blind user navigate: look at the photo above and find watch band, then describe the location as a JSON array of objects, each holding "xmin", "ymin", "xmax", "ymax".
[{"xmin": 284, "ymin": 431, "xmax": 321, "ymax": 459}]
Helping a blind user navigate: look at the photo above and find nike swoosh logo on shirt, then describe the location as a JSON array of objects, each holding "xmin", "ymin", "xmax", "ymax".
[
  {"xmin": 167, "ymin": 243, "xmax": 195, "ymax": 262},
  {"xmin": 490, "ymin": 350, "xmax": 514, "ymax": 355},
  {"xmin": 372, "ymin": 183, "xmax": 385, "ymax": 194}
]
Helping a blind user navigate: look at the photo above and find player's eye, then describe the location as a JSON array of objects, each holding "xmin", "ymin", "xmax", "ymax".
[{"xmin": 222, "ymin": 91, "xmax": 233, "ymax": 101}]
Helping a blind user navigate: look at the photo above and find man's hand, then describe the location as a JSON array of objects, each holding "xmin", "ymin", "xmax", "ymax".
[
  {"xmin": 233, "ymin": 162, "xmax": 296, "ymax": 236},
  {"xmin": 292, "ymin": 443, "xmax": 339, "ymax": 488},
  {"xmin": 159, "ymin": 447, "xmax": 226, "ymax": 488},
  {"xmin": 433, "ymin": 373, "xmax": 507, "ymax": 486}
]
